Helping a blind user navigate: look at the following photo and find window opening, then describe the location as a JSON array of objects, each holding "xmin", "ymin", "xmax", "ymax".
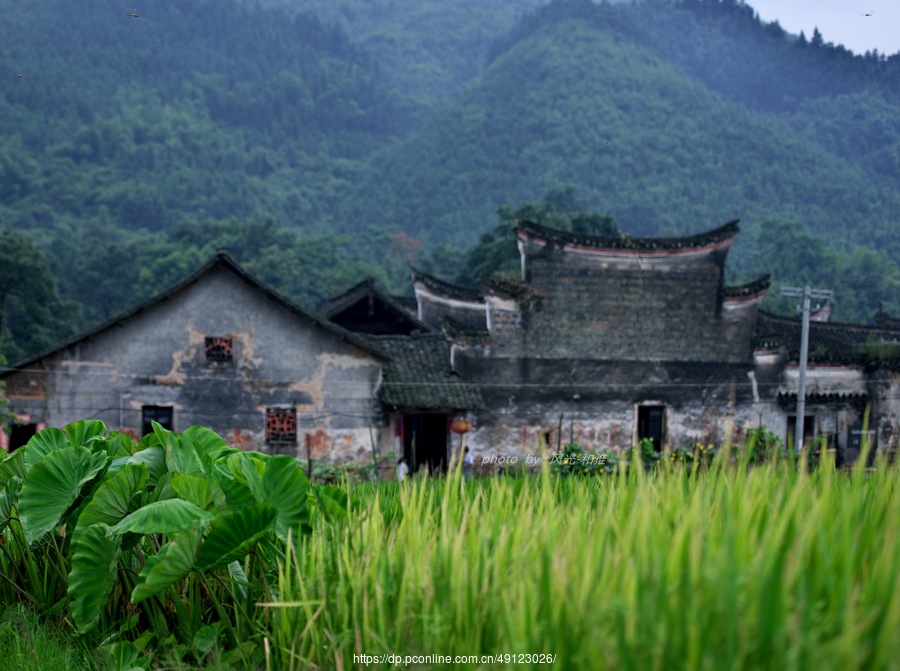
[
  {"xmin": 8, "ymin": 423, "xmax": 37, "ymax": 452},
  {"xmin": 637, "ymin": 406, "xmax": 665, "ymax": 446},
  {"xmin": 142, "ymin": 406, "xmax": 173, "ymax": 437},
  {"xmin": 267, "ymin": 409, "xmax": 297, "ymax": 443},
  {"xmin": 205, "ymin": 337, "xmax": 234, "ymax": 364}
]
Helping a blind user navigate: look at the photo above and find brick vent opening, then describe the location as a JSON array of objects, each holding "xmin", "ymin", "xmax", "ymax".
[
  {"xmin": 266, "ymin": 409, "xmax": 297, "ymax": 443},
  {"xmin": 205, "ymin": 337, "xmax": 234, "ymax": 363}
]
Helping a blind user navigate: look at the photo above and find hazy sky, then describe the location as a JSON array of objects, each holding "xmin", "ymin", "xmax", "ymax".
[{"xmin": 749, "ymin": 0, "xmax": 899, "ymax": 56}]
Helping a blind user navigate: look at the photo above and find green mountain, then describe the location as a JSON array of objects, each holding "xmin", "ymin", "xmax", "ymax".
[
  {"xmin": 2, "ymin": 0, "xmax": 900, "ymax": 354},
  {"xmin": 338, "ymin": 2, "xmax": 900, "ymax": 253},
  {"xmin": 259, "ymin": 0, "xmax": 541, "ymax": 107},
  {"xmin": 0, "ymin": 0, "xmax": 406, "ymax": 237}
]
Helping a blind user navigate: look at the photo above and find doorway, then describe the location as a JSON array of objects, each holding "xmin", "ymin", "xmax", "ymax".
[
  {"xmin": 403, "ymin": 413, "xmax": 449, "ymax": 474},
  {"xmin": 786, "ymin": 415, "xmax": 815, "ymax": 449},
  {"xmin": 637, "ymin": 406, "xmax": 665, "ymax": 447}
]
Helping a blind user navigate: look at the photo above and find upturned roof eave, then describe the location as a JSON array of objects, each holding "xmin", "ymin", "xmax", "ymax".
[{"xmin": 515, "ymin": 219, "xmax": 740, "ymax": 252}]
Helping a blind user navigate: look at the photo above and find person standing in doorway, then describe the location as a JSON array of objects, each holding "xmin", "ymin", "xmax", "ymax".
[
  {"xmin": 396, "ymin": 456, "xmax": 409, "ymax": 482},
  {"xmin": 463, "ymin": 446, "xmax": 474, "ymax": 479}
]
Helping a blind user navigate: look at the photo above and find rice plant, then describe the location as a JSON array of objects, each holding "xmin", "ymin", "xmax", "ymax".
[{"xmin": 268, "ymin": 448, "xmax": 900, "ymax": 670}]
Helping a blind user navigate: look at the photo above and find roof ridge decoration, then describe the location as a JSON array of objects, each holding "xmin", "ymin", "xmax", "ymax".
[
  {"xmin": 409, "ymin": 265, "xmax": 484, "ymax": 303},
  {"xmin": 4, "ymin": 251, "xmax": 390, "ymax": 373},
  {"xmin": 723, "ymin": 274, "xmax": 771, "ymax": 299},
  {"xmin": 480, "ymin": 273, "xmax": 533, "ymax": 301},
  {"xmin": 516, "ymin": 219, "xmax": 740, "ymax": 251},
  {"xmin": 318, "ymin": 276, "xmax": 435, "ymax": 333}
]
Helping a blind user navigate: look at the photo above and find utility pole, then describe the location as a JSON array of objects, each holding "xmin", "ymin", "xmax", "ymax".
[{"xmin": 780, "ymin": 285, "xmax": 834, "ymax": 453}]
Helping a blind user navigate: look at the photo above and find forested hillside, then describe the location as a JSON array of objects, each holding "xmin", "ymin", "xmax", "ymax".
[
  {"xmin": 1, "ymin": 0, "xmax": 900, "ymax": 359},
  {"xmin": 0, "ymin": 0, "xmax": 406, "ymax": 237},
  {"xmin": 258, "ymin": 0, "xmax": 542, "ymax": 106}
]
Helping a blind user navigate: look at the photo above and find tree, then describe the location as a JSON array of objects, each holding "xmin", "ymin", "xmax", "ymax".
[
  {"xmin": 0, "ymin": 230, "xmax": 78, "ymax": 362},
  {"xmin": 453, "ymin": 186, "xmax": 620, "ymax": 285}
]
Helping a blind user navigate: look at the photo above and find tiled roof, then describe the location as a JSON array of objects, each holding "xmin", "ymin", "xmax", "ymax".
[
  {"xmin": 390, "ymin": 295, "xmax": 419, "ymax": 316},
  {"xmin": 410, "ymin": 266, "xmax": 484, "ymax": 303},
  {"xmin": 755, "ymin": 311, "xmax": 900, "ymax": 364},
  {"xmin": 3, "ymin": 252, "xmax": 389, "ymax": 374},
  {"xmin": 481, "ymin": 274, "xmax": 533, "ymax": 300},
  {"xmin": 873, "ymin": 305, "xmax": 900, "ymax": 328},
  {"xmin": 516, "ymin": 219, "xmax": 739, "ymax": 251},
  {"xmin": 369, "ymin": 334, "xmax": 485, "ymax": 411},
  {"xmin": 318, "ymin": 277, "xmax": 434, "ymax": 333},
  {"xmin": 777, "ymin": 392, "xmax": 869, "ymax": 408},
  {"xmin": 440, "ymin": 315, "xmax": 491, "ymax": 345},
  {"xmin": 723, "ymin": 274, "xmax": 771, "ymax": 298}
]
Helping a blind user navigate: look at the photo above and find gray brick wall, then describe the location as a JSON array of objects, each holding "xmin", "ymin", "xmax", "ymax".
[{"xmin": 499, "ymin": 261, "xmax": 753, "ymax": 362}]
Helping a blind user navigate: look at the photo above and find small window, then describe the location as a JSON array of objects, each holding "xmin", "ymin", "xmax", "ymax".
[
  {"xmin": 637, "ymin": 406, "xmax": 665, "ymax": 446},
  {"xmin": 142, "ymin": 406, "xmax": 173, "ymax": 437},
  {"xmin": 266, "ymin": 409, "xmax": 297, "ymax": 443},
  {"xmin": 205, "ymin": 337, "xmax": 234, "ymax": 364}
]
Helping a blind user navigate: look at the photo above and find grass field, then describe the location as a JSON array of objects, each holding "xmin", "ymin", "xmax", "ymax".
[
  {"xmin": 268, "ymin": 452, "xmax": 900, "ymax": 670},
  {"xmin": 1, "ymin": 446, "xmax": 898, "ymax": 670}
]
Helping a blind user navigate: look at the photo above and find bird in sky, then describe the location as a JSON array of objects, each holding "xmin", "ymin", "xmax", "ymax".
[
  {"xmin": 862, "ymin": 11, "xmax": 875, "ymax": 17},
  {"xmin": 127, "ymin": 10, "xmax": 139, "ymax": 18},
  {"xmin": 14, "ymin": 73, "xmax": 22, "ymax": 78},
  {"xmin": 606, "ymin": 140, "xmax": 612, "ymax": 145}
]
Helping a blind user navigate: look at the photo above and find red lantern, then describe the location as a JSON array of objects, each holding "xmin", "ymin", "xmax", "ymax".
[{"xmin": 450, "ymin": 419, "xmax": 472, "ymax": 435}]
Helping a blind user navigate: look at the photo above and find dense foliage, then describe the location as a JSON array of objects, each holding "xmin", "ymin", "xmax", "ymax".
[
  {"xmin": 0, "ymin": 420, "xmax": 895, "ymax": 669},
  {"xmin": 0, "ymin": 420, "xmax": 355, "ymax": 667},
  {"xmin": 2, "ymin": 0, "xmax": 900, "ymax": 351},
  {"xmin": 259, "ymin": 0, "xmax": 540, "ymax": 106},
  {"xmin": 0, "ymin": 0, "xmax": 406, "ymax": 236}
]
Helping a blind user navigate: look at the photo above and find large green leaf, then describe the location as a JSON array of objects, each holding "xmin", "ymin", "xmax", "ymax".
[
  {"xmin": 64, "ymin": 420, "xmax": 108, "ymax": 448},
  {"xmin": 152, "ymin": 421, "xmax": 178, "ymax": 450},
  {"xmin": 22, "ymin": 428, "xmax": 68, "ymax": 471},
  {"xmin": 109, "ymin": 499, "xmax": 214, "ymax": 535},
  {"xmin": 226, "ymin": 453, "xmax": 266, "ymax": 486},
  {"xmin": 218, "ymin": 476, "xmax": 253, "ymax": 512},
  {"xmin": 74, "ymin": 464, "xmax": 149, "ymax": 536},
  {"xmin": 0, "ymin": 450, "xmax": 26, "ymax": 489},
  {"xmin": 98, "ymin": 432, "xmax": 135, "ymax": 459},
  {"xmin": 195, "ymin": 504, "xmax": 278, "ymax": 572},
  {"xmin": 171, "ymin": 474, "xmax": 213, "ymax": 511},
  {"xmin": 181, "ymin": 426, "xmax": 231, "ymax": 462},
  {"xmin": 165, "ymin": 432, "xmax": 204, "ymax": 477},
  {"xmin": 18, "ymin": 447, "xmax": 109, "ymax": 543},
  {"xmin": 311, "ymin": 485, "xmax": 354, "ymax": 524},
  {"xmin": 100, "ymin": 640, "xmax": 141, "ymax": 671},
  {"xmin": 128, "ymin": 446, "xmax": 167, "ymax": 487},
  {"xmin": 0, "ymin": 477, "xmax": 21, "ymax": 531},
  {"xmin": 131, "ymin": 525, "xmax": 202, "ymax": 604},
  {"xmin": 136, "ymin": 431, "xmax": 161, "ymax": 451},
  {"xmin": 242, "ymin": 455, "xmax": 311, "ymax": 541},
  {"xmin": 68, "ymin": 523, "xmax": 120, "ymax": 633}
]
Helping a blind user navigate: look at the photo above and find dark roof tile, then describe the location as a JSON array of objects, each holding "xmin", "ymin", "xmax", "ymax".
[
  {"xmin": 368, "ymin": 334, "xmax": 485, "ymax": 411},
  {"xmin": 516, "ymin": 219, "xmax": 740, "ymax": 251},
  {"xmin": 410, "ymin": 266, "xmax": 484, "ymax": 303}
]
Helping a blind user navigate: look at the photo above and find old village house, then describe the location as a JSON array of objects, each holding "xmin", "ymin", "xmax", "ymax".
[{"xmin": 3, "ymin": 222, "xmax": 899, "ymax": 468}]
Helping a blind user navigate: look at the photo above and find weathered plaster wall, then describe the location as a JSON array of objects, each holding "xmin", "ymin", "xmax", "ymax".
[
  {"xmin": 455, "ymin": 351, "xmax": 760, "ymax": 456},
  {"xmin": 3, "ymin": 266, "xmax": 384, "ymax": 461}
]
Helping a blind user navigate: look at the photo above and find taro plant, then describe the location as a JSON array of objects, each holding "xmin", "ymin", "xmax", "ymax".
[{"xmin": 0, "ymin": 419, "xmax": 352, "ymax": 664}]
